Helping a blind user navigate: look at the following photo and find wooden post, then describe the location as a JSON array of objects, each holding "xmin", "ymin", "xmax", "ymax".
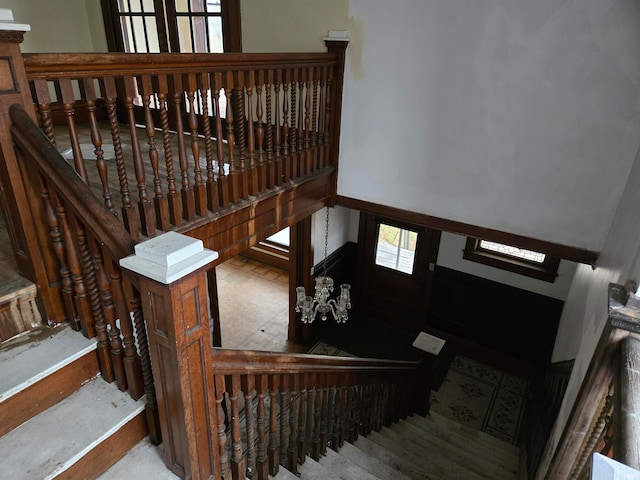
[
  {"xmin": 120, "ymin": 232, "xmax": 220, "ymax": 480},
  {"xmin": 616, "ymin": 335, "xmax": 640, "ymax": 469},
  {"xmin": 0, "ymin": 9, "xmax": 66, "ymax": 325},
  {"xmin": 411, "ymin": 331, "xmax": 446, "ymax": 416}
]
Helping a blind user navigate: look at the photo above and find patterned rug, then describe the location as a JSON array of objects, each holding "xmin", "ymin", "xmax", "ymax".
[
  {"xmin": 430, "ymin": 355, "xmax": 528, "ymax": 445},
  {"xmin": 306, "ymin": 340, "xmax": 356, "ymax": 357}
]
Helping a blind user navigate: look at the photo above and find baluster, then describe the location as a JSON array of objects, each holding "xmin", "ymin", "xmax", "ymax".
[
  {"xmin": 297, "ymin": 68, "xmax": 306, "ymax": 177},
  {"xmin": 346, "ymin": 385, "xmax": 356, "ymax": 442},
  {"xmin": 213, "ymin": 72, "xmax": 229, "ymax": 206},
  {"xmin": 305, "ymin": 373, "xmax": 315, "ymax": 458},
  {"xmin": 51, "ymin": 191, "xmax": 94, "ymax": 338},
  {"xmin": 38, "ymin": 175, "xmax": 78, "ymax": 329},
  {"xmin": 289, "ymin": 69, "xmax": 298, "ymax": 179},
  {"xmin": 255, "ymin": 70, "xmax": 266, "ymax": 192},
  {"xmin": 198, "ymin": 72, "xmax": 219, "ymax": 212},
  {"xmin": 273, "ymin": 71, "xmax": 283, "ymax": 186},
  {"xmin": 327, "ymin": 384, "xmax": 337, "ymax": 450},
  {"xmin": 337, "ymin": 385, "xmax": 347, "ymax": 448},
  {"xmin": 268, "ymin": 374, "xmax": 280, "ymax": 476},
  {"xmin": 311, "ymin": 68, "xmax": 319, "ymax": 172},
  {"xmin": 304, "ymin": 68, "xmax": 312, "ymax": 174},
  {"xmin": 311, "ymin": 372, "xmax": 323, "ymax": 460},
  {"xmin": 279, "ymin": 374, "xmax": 289, "ymax": 466},
  {"xmin": 317, "ymin": 69, "xmax": 327, "ymax": 169},
  {"xmin": 287, "ymin": 374, "xmax": 299, "ymax": 474},
  {"xmin": 225, "ymin": 72, "xmax": 239, "ymax": 203},
  {"xmin": 324, "ymin": 72, "xmax": 334, "ymax": 169},
  {"xmin": 246, "ymin": 71, "xmax": 258, "ymax": 195},
  {"xmin": 105, "ymin": 253, "xmax": 144, "ymax": 399},
  {"xmin": 282, "ymin": 71, "xmax": 291, "ymax": 183},
  {"xmin": 233, "ymin": 73, "xmax": 248, "ymax": 199},
  {"xmin": 214, "ymin": 375, "xmax": 230, "ymax": 479},
  {"xmin": 157, "ymin": 75, "xmax": 181, "ymax": 226},
  {"xmin": 82, "ymin": 78, "xmax": 115, "ymax": 214},
  {"xmin": 85, "ymin": 231, "xmax": 126, "ymax": 391},
  {"xmin": 141, "ymin": 75, "xmax": 169, "ymax": 231},
  {"xmin": 296, "ymin": 373, "xmax": 307, "ymax": 465},
  {"xmin": 265, "ymin": 70, "xmax": 275, "ymax": 189},
  {"xmin": 172, "ymin": 74, "xmax": 196, "ymax": 220},
  {"xmin": 57, "ymin": 78, "xmax": 89, "ymax": 182},
  {"xmin": 31, "ymin": 79, "xmax": 56, "ymax": 145},
  {"xmin": 256, "ymin": 374, "xmax": 269, "ymax": 480},
  {"xmin": 187, "ymin": 73, "xmax": 207, "ymax": 215},
  {"xmin": 103, "ymin": 77, "xmax": 139, "ymax": 240},
  {"xmin": 227, "ymin": 374, "xmax": 246, "ymax": 480},
  {"xmin": 242, "ymin": 375, "xmax": 257, "ymax": 479},
  {"xmin": 123, "ymin": 76, "xmax": 155, "ymax": 236}
]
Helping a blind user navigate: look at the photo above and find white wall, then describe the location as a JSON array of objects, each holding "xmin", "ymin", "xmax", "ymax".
[
  {"xmin": 311, "ymin": 206, "xmax": 358, "ymax": 267},
  {"xmin": 5, "ymin": 0, "xmax": 107, "ymax": 53},
  {"xmin": 338, "ymin": 0, "xmax": 640, "ymax": 253},
  {"xmin": 543, "ymin": 142, "xmax": 640, "ymax": 468},
  {"xmin": 437, "ymin": 231, "xmax": 576, "ymax": 301}
]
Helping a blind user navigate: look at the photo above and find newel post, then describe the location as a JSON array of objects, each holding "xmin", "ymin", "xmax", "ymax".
[
  {"xmin": 120, "ymin": 232, "xmax": 221, "ymax": 480},
  {"xmin": 0, "ymin": 10, "xmax": 67, "ymax": 324}
]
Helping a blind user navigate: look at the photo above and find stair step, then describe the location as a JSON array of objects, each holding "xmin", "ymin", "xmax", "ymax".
[
  {"xmin": 384, "ymin": 422, "xmax": 517, "ymax": 480},
  {"xmin": 0, "ymin": 324, "xmax": 98, "ymax": 436},
  {"xmin": 297, "ymin": 456, "xmax": 344, "ymax": 480},
  {"xmin": 366, "ymin": 429, "xmax": 492, "ymax": 480},
  {"xmin": 317, "ymin": 447, "xmax": 382, "ymax": 480},
  {"xmin": 410, "ymin": 412, "xmax": 520, "ymax": 458},
  {"xmin": 0, "ymin": 376, "xmax": 146, "ymax": 480},
  {"xmin": 98, "ymin": 438, "xmax": 180, "ymax": 480},
  {"xmin": 336, "ymin": 441, "xmax": 412, "ymax": 480},
  {"xmin": 391, "ymin": 419, "xmax": 518, "ymax": 476}
]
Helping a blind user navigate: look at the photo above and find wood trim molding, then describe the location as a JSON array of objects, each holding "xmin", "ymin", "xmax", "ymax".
[{"xmin": 337, "ymin": 195, "xmax": 600, "ymax": 265}]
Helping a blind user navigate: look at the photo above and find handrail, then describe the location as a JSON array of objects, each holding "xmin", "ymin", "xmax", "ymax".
[{"xmin": 9, "ymin": 103, "xmax": 135, "ymax": 261}]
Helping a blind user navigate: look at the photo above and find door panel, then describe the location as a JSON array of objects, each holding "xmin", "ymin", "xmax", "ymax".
[{"xmin": 357, "ymin": 213, "xmax": 440, "ymax": 332}]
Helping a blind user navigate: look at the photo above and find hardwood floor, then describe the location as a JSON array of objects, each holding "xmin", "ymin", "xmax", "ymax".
[{"xmin": 216, "ymin": 255, "xmax": 305, "ymax": 353}]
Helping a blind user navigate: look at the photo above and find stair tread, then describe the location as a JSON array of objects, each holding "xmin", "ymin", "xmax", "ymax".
[
  {"xmin": 382, "ymin": 423, "xmax": 517, "ymax": 480},
  {"xmin": 0, "ymin": 376, "xmax": 144, "ymax": 480},
  {"xmin": 0, "ymin": 324, "xmax": 95, "ymax": 402},
  {"xmin": 318, "ymin": 447, "xmax": 382, "ymax": 480},
  {"xmin": 336, "ymin": 441, "xmax": 412, "ymax": 480},
  {"xmin": 352, "ymin": 436, "xmax": 437, "ymax": 480},
  {"xmin": 297, "ymin": 456, "xmax": 344, "ymax": 480},
  {"xmin": 393, "ymin": 418, "xmax": 519, "ymax": 474},
  {"xmin": 98, "ymin": 437, "xmax": 180, "ymax": 480},
  {"xmin": 412, "ymin": 412, "xmax": 520, "ymax": 457},
  {"xmin": 366, "ymin": 429, "xmax": 501, "ymax": 480}
]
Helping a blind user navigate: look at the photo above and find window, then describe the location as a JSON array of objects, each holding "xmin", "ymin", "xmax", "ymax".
[
  {"xmin": 463, "ymin": 238, "xmax": 560, "ymax": 282},
  {"xmin": 101, "ymin": 0, "xmax": 242, "ymax": 53},
  {"xmin": 374, "ymin": 223, "xmax": 418, "ymax": 275}
]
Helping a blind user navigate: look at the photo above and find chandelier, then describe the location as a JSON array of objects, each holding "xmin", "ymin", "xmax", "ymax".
[{"xmin": 295, "ymin": 207, "xmax": 351, "ymax": 324}]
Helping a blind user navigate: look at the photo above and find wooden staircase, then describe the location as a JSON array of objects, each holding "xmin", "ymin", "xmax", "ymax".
[{"xmin": 0, "ymin": 321, "xmax": 520, "ymax": 479}]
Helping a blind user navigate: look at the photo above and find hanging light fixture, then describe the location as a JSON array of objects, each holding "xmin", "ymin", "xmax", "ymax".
[{"xmin": 295, "ymin": 207, "xmax": 351, "ymax": 324}]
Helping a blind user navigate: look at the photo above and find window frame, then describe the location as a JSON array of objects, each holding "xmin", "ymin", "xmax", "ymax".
[
  {"xmin": 463, "ymin": 237, "xmax": 560, "ymax": 282},
  {"xmin": 100, "ymin": 0, "xmax": 242, "ymax": 53}
]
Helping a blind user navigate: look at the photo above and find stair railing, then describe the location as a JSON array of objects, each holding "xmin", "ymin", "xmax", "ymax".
[{"xmin": 535, "ymin": 283, "xmax": 640, "ymax": 479}]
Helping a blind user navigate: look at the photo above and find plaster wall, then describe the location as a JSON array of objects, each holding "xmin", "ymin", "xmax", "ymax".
[{"xmin": 6, "ymin": 0, "xmax": 107, "ymax": 53}]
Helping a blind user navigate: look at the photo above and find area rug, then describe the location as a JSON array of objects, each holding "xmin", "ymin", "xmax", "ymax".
[
  {"xmin": 430, "ymin": 355, "xmax": 528, "ymax": 445},
  {"xmin": 306, "ymin": 340, "xmax": 356, "ymax": 357}
]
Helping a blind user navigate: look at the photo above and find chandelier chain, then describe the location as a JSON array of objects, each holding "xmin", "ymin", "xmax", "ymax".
[{"xmin": 323, "ymin": 206, "xmax": 329, "ymax": 276}]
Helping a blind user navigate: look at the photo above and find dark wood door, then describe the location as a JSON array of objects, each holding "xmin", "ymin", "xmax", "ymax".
[{"xmin": 357, "ymin": 213, "xmax": 441, "ymax": 332}]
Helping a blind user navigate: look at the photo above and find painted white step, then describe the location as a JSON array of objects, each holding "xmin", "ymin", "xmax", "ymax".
[
  {"xmin": 0, "ymin": 376, "xmax": 145, "ymax": 480},
  {"xmin": 0, "ymin": 324, "xmax": 95, "ymax": 402},
  {"xmin": 98, "ymin": 438, "xmax": 180, "ymax": 480},
  {"xmin": 318, "ymin": 447, "xmax": 382, "ymax": 480},
  {"xmin": 394, "ymin": 418, "xmax": 518, "ymax": 475},
  {"xmin": 336, "ymin": 441, "xmax": 412, "ymax": 480}
]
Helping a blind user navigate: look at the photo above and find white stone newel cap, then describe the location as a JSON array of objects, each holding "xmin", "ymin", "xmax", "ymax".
[
  {"xmin": 412, "ymin": 332, "xmax": 445, "ymax": 356},
  {"xmin": 323, "ymin": 29, "xmax": 350, "ymax": 42},
  {"xmin": 0, "ymin": 8, "xmax": 31, "ymax": 31},
  {"xmin": 119, "ymin": 231, "xmax": 218, "ymax": 285}
]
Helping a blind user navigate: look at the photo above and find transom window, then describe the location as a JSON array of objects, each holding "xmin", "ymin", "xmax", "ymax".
[
  {"xmin": 463, "ymin": 238, "xmax": 560, "ymax": 282},
  {"xmin": 374, "ymin": 223, "xmax": 418, "ymax": 275}
]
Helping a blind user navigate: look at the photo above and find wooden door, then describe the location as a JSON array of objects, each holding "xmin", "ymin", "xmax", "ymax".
[{"xmin": 357, "ymin": 213, "xmax": 441, "ymax": 333}]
